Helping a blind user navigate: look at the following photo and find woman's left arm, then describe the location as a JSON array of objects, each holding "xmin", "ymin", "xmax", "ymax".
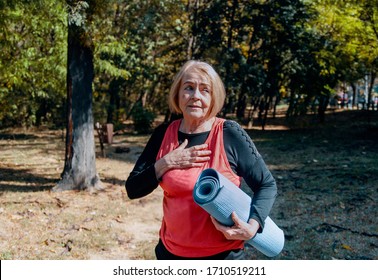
[{"xmin": 222, "ymin": 121, "xmax": 277, "ymax": 234}]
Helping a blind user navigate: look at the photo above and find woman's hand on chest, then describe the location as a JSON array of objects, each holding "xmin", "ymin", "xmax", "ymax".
[{"xmin": 154, "ymin": 139, "xmax": 212, "ymax": 179}]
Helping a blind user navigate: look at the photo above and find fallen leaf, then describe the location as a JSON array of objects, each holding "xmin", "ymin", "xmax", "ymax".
[
  {"xmin": 55, "ymin": 198, "xmax": 67, "ymax": 208},
  {"xmin": 115, "ymin": 218, "xmax": 123, "ymax": 223},
  {"xmin": 79, "ymin": 226, "xmax": 91, "ymax": 231},
  {"xmin": 342, "ymin": 244, "xmax": 353, "ymax": 251},
  {"xmin": 82, "ymin": 217, "xmax": 94, "ymax": 223},
  {"xmin": 61, "ymin": 240, "xmax": 73, "ymax": 255}
]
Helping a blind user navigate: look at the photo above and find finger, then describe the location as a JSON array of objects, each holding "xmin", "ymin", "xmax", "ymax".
[
  {"xmin": 192, "ymin": 156, "xmax": 211, "ymax": 163},
  {"xmin": 187, "ymin": 154, "xmax": 211, "ymax": 163},
  {"xmin": 179, "ymin": 159, "xmax": 210, "ymax": 168},
  {"xmin": 181, "ymin": 150, "xmax": 209, "ymax": 161},
  {"xmin": 211, "ymin": 217, "xmax": 242, "ymax": 240},
  {"xmin": 177, "ymin": 139, "xmax": 188, "ymax": 150},
  {"xmin": 191, "ymin": 143, "xmax": 209, "ymax": 151},
  {"xmin": 231, "ymin": 211, "xmax": 243, "ymax": 228},
  {"xmin": 193, "ymin": 149, "xmax": 212, "ymax": 156}
]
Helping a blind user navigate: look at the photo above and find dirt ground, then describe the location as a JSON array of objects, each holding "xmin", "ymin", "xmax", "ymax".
[{"xmin": 0, "ymin": 109, "xmax": 377, "ymax": 260}]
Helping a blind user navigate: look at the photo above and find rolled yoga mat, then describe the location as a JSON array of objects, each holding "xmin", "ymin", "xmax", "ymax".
[{"xmin": 193, "ymin": 168, "xmax": 285, "ymax": 257}]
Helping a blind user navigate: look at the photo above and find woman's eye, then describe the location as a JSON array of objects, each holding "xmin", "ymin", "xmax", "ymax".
[{"xmin": 185, "ymin": 86, "xmax": 193, "ymax": 91}]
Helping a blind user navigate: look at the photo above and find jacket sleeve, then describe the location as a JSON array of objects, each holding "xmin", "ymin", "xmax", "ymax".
[
  {"xmin": 223, "ymin": 121, "xmax": 277, "ymax": 232},
  {"xmin": 125, "ymin": 123, "xmax": 168, "ymax": 199}
]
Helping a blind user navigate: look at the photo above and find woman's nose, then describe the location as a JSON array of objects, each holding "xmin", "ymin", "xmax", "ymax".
[{"xmin": 191, "ymin": 87, "xmax": 201, "ymax": 99}]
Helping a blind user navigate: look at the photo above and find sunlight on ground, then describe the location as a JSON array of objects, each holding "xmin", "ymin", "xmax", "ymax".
[{"xmin": 253, "ymin": 125, "xmax": 290, "ymax": 130}]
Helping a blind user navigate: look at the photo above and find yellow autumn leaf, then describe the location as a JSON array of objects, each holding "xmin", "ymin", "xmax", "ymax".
[{"xmin": 342, "ymin": 244, "xmax": 352, "ymax": 251}]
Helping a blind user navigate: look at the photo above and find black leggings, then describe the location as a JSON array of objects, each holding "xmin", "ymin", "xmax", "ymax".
[{"xmin": 155, "ymin": 239, "xmax": 245, "ymax": 260}]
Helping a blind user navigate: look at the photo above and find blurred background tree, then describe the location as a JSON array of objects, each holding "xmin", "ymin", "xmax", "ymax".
[{"xmin": 0, "ymin": 0, "xmax": 66, "ymax": 127}]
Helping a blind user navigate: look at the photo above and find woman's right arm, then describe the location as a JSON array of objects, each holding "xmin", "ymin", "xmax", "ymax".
[{"xmin": 125, "ymin": 123, "xmax": 168, "ymax": 199}]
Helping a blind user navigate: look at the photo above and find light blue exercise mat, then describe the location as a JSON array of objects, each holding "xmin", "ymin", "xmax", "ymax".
[{"xmin": 193, "ymin": 168, "xmax": 285, "ymax": 257}]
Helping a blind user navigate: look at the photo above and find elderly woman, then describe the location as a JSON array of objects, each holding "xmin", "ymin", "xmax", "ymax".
[{"xmin": 125, "ymin": 60, "xmax": 277, "ymax": 260}]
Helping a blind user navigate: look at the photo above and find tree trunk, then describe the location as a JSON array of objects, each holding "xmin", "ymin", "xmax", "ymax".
[
  {"xmin": 186, "ymin": 0, "xmax": 200, "ymax": 60},
  {"xmin": 236, "ymin": 93, "xmax": 247, "ymax": 120},
  {"xmin": 261, "ymin": 95, "xmax": 271, "ymax": 130},
  {"xmin": 367, "ymin": 72, "xmax": 376, "ymax": 111},
  {"xmin": 317, "ymin": 94, "xmax": 329, "ymax": 123},
  {"xmin": 350, "ymin": 82, "xmax": 357, "ymax": 109},
  {"xmin": 273, "ymin": 95, "xmax": 280, "ymax": 118},
  {"xmin": 53, "ymin": 23, "xmax": 103, "ymax": 192},
  {"xmin": 107, "ymin": 78, "xmax": 122, "ymax": 124}
]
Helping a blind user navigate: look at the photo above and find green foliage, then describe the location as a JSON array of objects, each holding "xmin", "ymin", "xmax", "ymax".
[
  {"xmin": 309, "ymin": 0, "xmax": 378, "ymax": 112},
  {"xmin": 0, "ymin": 0, "xmax": 67, "ymax": 127},
  {"xmin": 91, "ymin": 0, "xmax": 187, "ymax": 127},
  {"xmin": 131, "ymin": 101, "xmax": 155, "ymax": 134},
  {"xmin": 67, "ymin": 1, "xmax": 90, "ymax": 27}
]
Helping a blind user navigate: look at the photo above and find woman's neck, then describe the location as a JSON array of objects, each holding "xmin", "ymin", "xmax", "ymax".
[{"xmin": 179, "ymin": 117, "xmax": 216, "ymax": 134}]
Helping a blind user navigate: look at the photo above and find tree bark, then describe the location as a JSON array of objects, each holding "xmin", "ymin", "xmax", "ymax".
[
  {"xmin": 107, "ymin": 78, "xmax": 122, "ymax": 124},
  {"xmin": 53, "ymin": 21, "xmax": 103, "ymax": 192},
  {"xmin": 350, "ymin": 82, "xmax": 357, "ymax": 109},
  {"xmin": 317, "ymin": 94, "xmax": 329, "ymax": 123},
  {"xmin": 367, "ymin": 72, "xmax": 376, "ymax": 111}
]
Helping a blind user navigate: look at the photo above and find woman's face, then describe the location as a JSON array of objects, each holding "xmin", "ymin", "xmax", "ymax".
[{"xmin": 178, "ymin": 68, "xmax": 212, "ymax": 122}]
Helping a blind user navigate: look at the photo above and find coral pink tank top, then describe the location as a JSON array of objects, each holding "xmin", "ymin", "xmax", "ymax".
[{"xmin": 156, "ymin": 117, "xmax": 243, "ymax": 257}]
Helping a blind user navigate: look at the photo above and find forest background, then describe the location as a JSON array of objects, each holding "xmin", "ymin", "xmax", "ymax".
[
  {"xmin": 1, "ymin": 0, "xmax": 378, "ymax": 130},
  {"xmin": 0, "ymin": 0, "xmax": 377, "ymax": 260}
]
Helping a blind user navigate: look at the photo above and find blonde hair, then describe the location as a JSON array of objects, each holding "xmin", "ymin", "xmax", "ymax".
[{"xmin": 168, "ymin": 60, "xmax": 225, "ymax": 118}]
